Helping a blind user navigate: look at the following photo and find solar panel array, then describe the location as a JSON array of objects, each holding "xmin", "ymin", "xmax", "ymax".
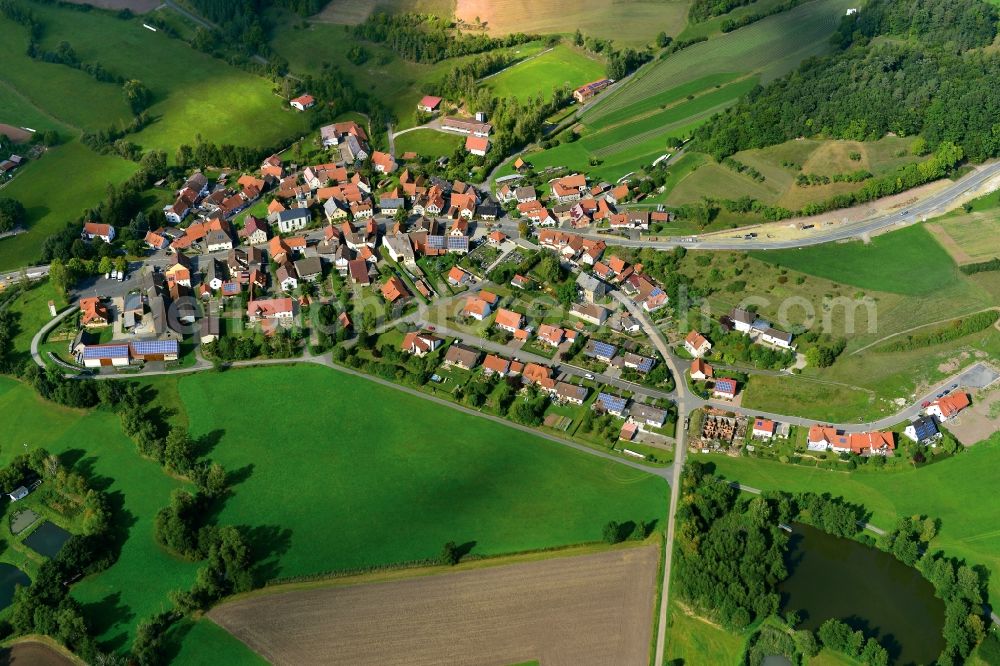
[
  {"xmin": 83, "ymin": 345, "xmax": 129, "ymax": 360},
  {"xmin": 426, "ymin": 235, "xmax": 445, "ymax": 250},
  {"xmin": 447, "ymin": 236, "xmax": 469, "ymax": 251},
  {"xmin": 636, "ymin": 356, "xmax": 654, "ymax": 373},
  {"xmin": 588, "ymin": 341, "xmax": 617, "ymax": 359},
  {"xmin": 597, "ymin": 392, "xmax": 627, "ymax": 414},
  {"xmin": 131, "ymin": 339, "xmax": 180, "ymax": 356}
]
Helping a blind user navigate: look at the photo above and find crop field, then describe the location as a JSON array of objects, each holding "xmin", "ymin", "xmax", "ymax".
[
  {"xmin": 751, "ymin": 225, "xmax": 959, "ymax": 296},
  {"xmin": 393, "ymin": 128, "xmax": 463, "ymax": 157},
  {"xmin": 928, "ymin": 215, "xmax": 1000, "ymax": 265},
  {"xmin": 0, "ymin": 640, "xmax": 78, "ymax": 666},
  {"xmin": 583, "ymin": 0, "xmax": 854, "ymax": 125},
  {"xmin": 454, "ymin": 0, "xmax": 690, "ymax": 46},
  {"xmin": 485, "ymin": 44, "xmax": 605, "ymax": 102},
  {"xmin": 181, "ymin": 365, "xmax": 667, "ymax": 579},
  {"xmin": 29, "ymin": 5, "xmax": 311, "ymax": 155},
  {"xmin": 698, "ymin": 431, "xmax": 1000, "ymax": 603},
  {"xmin": 209, "ymin": 544, "xmax": 659, "ymax": 665},
  {"xmin": 0, "ymin": 142, "xmax": 138, "ymax": 272}
]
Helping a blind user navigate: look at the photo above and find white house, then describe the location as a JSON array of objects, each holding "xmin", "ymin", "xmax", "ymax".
[
  {"xmin": 751, "ymin": 418, "xmax": 776, "ymax": 440},
  {"xmin": 82, "ymin": 222, "xmax": 115, "ymax": 243},
  {"xmin": 290, "ymin": 94, "xmax": 315, "ymax": 111},
  {"xmin": 684, "ymin": 330, "xmax": 712, "ymax": 357},
  {"xmin": 270, "ymin": 208, "xmax": 311, "ymax": 234}
]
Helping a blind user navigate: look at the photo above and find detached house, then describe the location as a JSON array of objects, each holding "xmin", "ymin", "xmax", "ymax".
[
  {"xmin": 443, "ymin": 344, "xmax": 481, "ymax": 370},
  {"xmin": 493, "ymin": 308, "xmax": 524, "ymax": 333},
  {"xmin": 684, "ymin": 330, "xmax": 712, "ymax": 357},
  {"xmin": 290, "ymin": 94, "xmax": 315, "ymax": 111},
  {"xmin": 752, "ymin": 418, "xmax": 777, "ymax": 440},
  {"xmin": 79, "ymin": 297, "xmax": 110, "ymax": 327},
  {"xmin": 247, "ymin": 298, "xmax": 296, "ymax": 323},
  {"xmin": 401, "ymin": 330, "xmax": 443, "ymax": 356},
  {"xmin": 82, "ymin": 222, "xmax": 115, "ymax": 243},
  {"xmin": 240, "ymin": 216, "xmax": 269, "ymax": 246},
  {"xmin": 927, "ymin": 393, "xmax": 970, "ymax": 422},
  {"xmin": 372, "ymin": 151, "xmax": 397, "ymax": 174},
  {"xmin": 712, "ymin": 378, "xmax": 738, "ymax": 400}
]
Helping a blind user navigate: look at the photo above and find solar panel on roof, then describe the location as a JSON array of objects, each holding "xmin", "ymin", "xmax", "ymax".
[
  {"xmin": 589, "ymin": 341, "xmax": 616, "ymax": 358},
  {"xmin": 83, "ymin": 345, "xmax": 129, "ymax": 359},
  {"xmin": 131, "ymin": 340, "xmax": 179, "ymax": 355},
  {"xmin": 447, "ymin": 236, "xmax": 469, "ymax": 249},
  {"xmin": 597, "ymin": 393, "xmax": 627, "ymax": 413},
  {"xmin": 427, "ymin": 235, "xmax": 445, "ymax": 249},
  {"xmin": 637, "ymin": 357, "xmax": 654, "ymax": 372}
]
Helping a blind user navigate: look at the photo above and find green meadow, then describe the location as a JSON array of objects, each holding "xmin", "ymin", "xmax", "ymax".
[
  {"xmin": 698, "ymin": 431, "xmax": 1000, "ymax": 603},
  {"xmin": 751, "ymin": 225, "xmax": 960, "ymax": 296},
  {"xmin": 181, "ymin": 365, "xmax": 668, "ymax": 578},
  {"xmin": 485, "ymin": 44, "xmax": 606, "ymax": 102},
  {"xmin": 0, "ymin": 142, "xmax": 138, "ymax": 272},
  {"xmin": 28, "ymin": 4, "xmax": 312, "ymax": 154},
  {"xmin": 394, "ymin": 128, "xmax": 463, "ymax": 158}
]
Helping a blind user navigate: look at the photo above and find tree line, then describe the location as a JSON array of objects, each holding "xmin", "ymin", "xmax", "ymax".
[{"xmin": 353, "ymin": 13, "xmax": 535, "ymax": 64}]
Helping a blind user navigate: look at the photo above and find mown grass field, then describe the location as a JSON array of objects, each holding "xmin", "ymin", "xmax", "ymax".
[
  {"xmin": 0, "ymin": 377, "xmax": 200, "ymax": 651},
  {"xmin": 181, "ymin": 365, "xmax": 668, "ymax": 579},
  {"xmin": 751, "ymin": 225, "xmax": 959, "ymax": 296},
  {"xmin": 29, "ymin": 4, "xmax": 311, "ymax": 156},
  {"xmin": 453, "ymin": 0, "xmax": 690, "ymax": 46},
  {"xmin": 485, "ymin": 44, "xmax": 605, "ymax": 102},
  {"xmin": 0, "ymin": 82, "xmax": 69, "ymax": 136},
  {"xmin": 394, "ymin": 128, "xmax": 463, "ymax": 158},
  {"xmin": 928, "ymin": 194, "xmax": 1000, "ymax": 264},
  {"xmin": 167, "ymin": 618, "xmax": 268, "ymax": 666},
  {"xmin": 0, "ymin": 142, "xmax": 138, "ymax": 272},
  {"xmin": 663, "ymin": 601, "xmax": 746, "ymax": 664},
  {"xmin": 697, "ymin": 431, "xmax": 1000, "ymax": 603}
]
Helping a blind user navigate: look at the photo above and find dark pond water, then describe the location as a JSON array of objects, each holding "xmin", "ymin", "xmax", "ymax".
[
  {"xmin": 780, "ymin": 523, "xmax": 944, "ymax": 665},
  {"xmin": 24, "ymin": 521, "xmax": 72, "ymax": 559},
  {"xmin": 0, "ymin": 564, "xmax": 30, "ymax": 610}
]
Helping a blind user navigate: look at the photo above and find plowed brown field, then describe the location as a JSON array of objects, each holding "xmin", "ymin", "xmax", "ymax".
[{"xmin": 210, "ymin": 545, "xmax": 660, "ymax": 666}]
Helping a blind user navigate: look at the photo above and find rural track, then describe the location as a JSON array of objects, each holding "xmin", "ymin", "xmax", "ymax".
[{"xmin": 850, "ymin": 306, "xmax": 1000, "ymax": 355}]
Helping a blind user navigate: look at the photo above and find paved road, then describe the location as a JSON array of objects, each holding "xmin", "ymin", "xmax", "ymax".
[{"xmin": 610, "ymin": 291, "xmax": 687, "ymax": 666}]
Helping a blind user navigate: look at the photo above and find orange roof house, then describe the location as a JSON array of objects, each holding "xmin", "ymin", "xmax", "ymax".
[
  {"xmin": 381, "ymin": 276, "xmax": 410, "ymax": 303},
  {"xmin": 494, "ymin": 308, "xmax": 524, "ymax": 332},
  {"xmin": 79, "ymin": 297, "xmax": 110, "ymax": 327}
]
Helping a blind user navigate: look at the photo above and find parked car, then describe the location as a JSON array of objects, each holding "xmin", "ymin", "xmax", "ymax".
[{"xmin": 921, "ymin": 400, "xmax": 931, "ymax": 408}]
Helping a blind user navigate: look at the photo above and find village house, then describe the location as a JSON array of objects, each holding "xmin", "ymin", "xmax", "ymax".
[
  {"xmin": 79, "ymin": 297, "xmax": 110, "ymax": 327},
  {"xmin": 465, "ymin": 135, "xmax": 489, "ymax": 156},
  {"xmin": 417, "ymin": 95, "xmax": 443, "ymax": 113},
  {"xmin": 684, "ymin": 330, "xmax": 712, "ymax": 357},
  {"xmin": 623, "ymin": 353, "xmax": 655, "ymax": 373},
  {"xmin": 443, "ymin": 343, "xmax": 481, "ymax": 370},
  {"xmin": 573, "ymin": 78, "xmax": 612, "ymax": 103},
  {"xmin": 462, "ymin": 295, "xmax": 494, "ymax": 320},
  {"xmin": 550, "ymin": 174, "xmax": 587, "ymax": 203},
  {"xmin": 752, "ymin": 418, "xmax": 777, "ymax": 440},
  {"xmin": 576, "ymin": 272, "xmax": 607, "ymax": 303},
  {"xmin": 807, "ymin": 425, "xmax": 895, "ymax": 456},
  {"xmin": 401, "ymin": 330, "xmax": 443, "ymax": 356},
  {"xmin": 712, "ymin": 378, "xmax": 738, "ymax": 400},
  {"xmin": 510, "ymin": 274, "xmax": 531, "ymax": 290},
  {"xmin": 290, "ymin": 94, "xmax": 315, "ymax": 111},
  {"xmin": 276, "ymin": 263, "xmax": 298, "ymax": 292},
  {"xmin": 247, "ymin": 298, "xmax": 296, "ymax": 323},
  {"xmin": 379, "ymin": 196, "xmax": 404, "ymax": 216},
  {"xmin": 904, "ymin": 415, "xmax": 941, "ymax": 445},
  {"xmin": 348, "ymin": 258, "xmax": 372, "ymax": 285},
  {"xmin": 381, "ymin": 276, "xmax": 410, "ymax": 303},
  {"xmin": 595, "ymin": 392, "xmax": 628, "ymax": 418},
  {"xmin": 294, "ymin": 256, "xmax": 323, "ymax": 282},
  {"xmin": 144, "ymin": 230, "xmax": 170, "ymax": 251},
  {"xmin": 482, "ymin": 354, "xmax": 511, "ymax": 376},
  {"xmin": 522, "ymin": 363, "xmax": 553, "ymax": 385},
  {"xmin": 584, "ymin": 340, "xmax": 617, "ymax": 363},
  {"xmin": 493, "ymin": 308, "xmax": 524, "ymax": 333},
  {"xmin": 82, "ymin": 222, "xmax": 115, "ymax": 243},
  {"xmin": 554, "ymin": 382, "xmax": 588, "ymax": 406},
  {"xmin": 927, "ymin": 393, "xmax": 970, "ymax": 422},
  {"xmin": 690, "ymin": 358, "xmax": 713, "ymax": 380},
  {"xmin": 239, "ymin": 216, "xmax": 270, "ymax": 245},
  {"xmin": 447, "ymin": 266, "xmax": 473, "ymax": 287},
  {"xmin": 629, "ymin": 402, "xmax": 667, "ymax": 429},
  {"xmin": 441, "ymin": 116, "xmax": 491, "ymax": 137},
  {"xmin": 536, "ymin": 324, "xmax": 566, "ymax": 347},
  {"xmin": 371, "ymin": 151, "xmax": 397, "ymax": 174},
  {"xmin": 570, "ymin": 302, "xmax": 609, "ymax": 326}
]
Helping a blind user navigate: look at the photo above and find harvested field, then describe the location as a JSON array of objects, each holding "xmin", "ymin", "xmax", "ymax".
[
  {"xmin": 210, "ymin": 545, "xmax": 660, "ymax": 666},
  {"xmin": 0, "ymin": 640, "xmax": 78, "ymax": 666},
  {"xmin": 0, "ymin": 124, "xmax": 31, "ymax": 143},
  {"xmin": 455, "ymin": 0, "xmax": 689, "ymax": 46},
  {"xmin": 59, "ymin": 0, "xmax": 160, "ymax": 10}
]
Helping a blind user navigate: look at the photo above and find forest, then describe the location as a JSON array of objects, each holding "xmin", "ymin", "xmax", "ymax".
[{"xmin": 695, "ymin": 0, "xmax": 1000, "ymax": 162}]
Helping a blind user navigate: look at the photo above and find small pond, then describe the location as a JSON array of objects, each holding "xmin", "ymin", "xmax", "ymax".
[
  {"xmin": 780, "ymin": 523, "xmax": 945, "ymax": 665},
  {"xmin": 0, "ymin": 564, "xmax": 30, "ymax": 610},
  {"xmin": 24, "ymin": 521, "xmax": 72, "ymax": 559}
]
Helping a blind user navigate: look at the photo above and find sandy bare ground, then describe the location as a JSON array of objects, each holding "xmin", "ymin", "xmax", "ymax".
[
  {"xmin": 0, "ymin": 641, "xmax": 78, "ymax": 666},
  {"xmin": 210, "ymin": 545, "xmax": 660, "ymax": 666},
  {"xmin": 947, "ymin": 385, "xmax": 1000, "ymax": 446},
  {"xmin": 58, "ymin": 0, "xmax": 161, "ymax": 11},
  {"xmin": 0, "ymin": 125, "xmax": 31, "ymax": 143}
]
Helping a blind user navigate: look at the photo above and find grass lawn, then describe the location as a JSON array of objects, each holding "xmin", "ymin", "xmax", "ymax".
[
  {"xmin": 394, "ymin": 129, "xmax": 463, "ymax": 159},
  {"xmin": 0, "ymin": 141, "xmax": 138, "ymax": 271},
  {"xmin": 0, "ymin": 377, "xmax": 199, "ymax": 651},
  {"xmin": 663, "ymin": 600, "xmax": 746, "ymax": 664},
  {"xmin": 485, "ymin": 44, "xmax": 605, "ymax": 102},
  {"xmin": 929, "ymin": 209, "xmax": 1000, "ymax": 265},
  {"xmin": 698, "ymin": 430, "xmax": 1000, "ymax": 603},
  {"xmin": 751, "ymin": 225, "xmax": 959, "ymax": 296},
  {"xmin": 29, "ymin": 4, "xmax": 312, "ymax": 156},
  {"xmin": 5, "ymin": 280, "xmax": 66, "ymax": 367},
  {"xmin": 741, "ymin": 374, "xmax": 882, "ymax": 423},
  {"xmin": 0, "ymin": 81, "xmax": 70, "ymax": 136},
  {"xmin": 180, "ymin": 365, "xmax": 668, "ymax": 579},
  {"xmin": 166, "ymin": 618, "xmax": 268, "ymax": 666}
]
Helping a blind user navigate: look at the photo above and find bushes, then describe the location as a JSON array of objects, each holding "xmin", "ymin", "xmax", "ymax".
[
  {"xmin": 878, "ymin": 311, "xmax": 999, "ymax": 352},
  {"xmin": 959, "ymin": 257, "xmax": 1000, "ymax": 274}
]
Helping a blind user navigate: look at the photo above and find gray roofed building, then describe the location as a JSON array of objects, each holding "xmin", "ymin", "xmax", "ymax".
[
  {"xmin": 576, "ymin": 272, "xmax": 607, "ymax": 302},
  {"xmin": 294, "ymin": 256, "xmax": 323, "ymax": 282},
  {"xmin": 629, "ymin": 402, "xmax": 667, "ymax": 428},
  {"xmin": 443, "ymin": 343, "xmax": 481, "ymax": 370},
  {"xmin": 270, "ymin": 208, "xmax": 311, "ymax": 234}
]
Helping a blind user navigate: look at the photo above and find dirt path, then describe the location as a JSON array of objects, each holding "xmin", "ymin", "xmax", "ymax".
[
  {"xmin": 850, "ymin": 306, "xmax": 1000, "ymax": 355},
  {"xmin": 210, "ymin": 544, "xmax": 660, "ymax": 666}
]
